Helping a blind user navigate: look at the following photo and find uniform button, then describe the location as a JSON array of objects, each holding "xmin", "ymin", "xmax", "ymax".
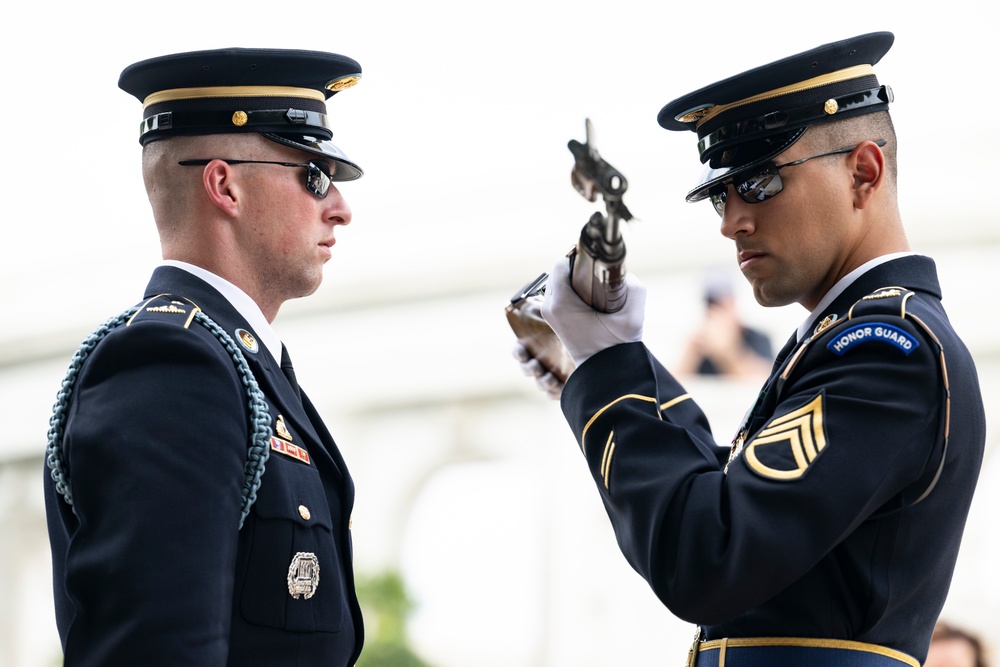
[{"xmin": 298, "ymin": 505, "xmax": 311, "ymax": 521}]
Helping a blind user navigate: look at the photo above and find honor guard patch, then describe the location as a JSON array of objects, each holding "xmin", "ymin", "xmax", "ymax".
[
  {"xmin": 270, "ymin": 437, "xmax": 311, "ymax": 465},
  {"xmin": 827, "ymin": 322, "xmax": 919, "ymax": 356},
  {"xmin": 744, "ymin": 394, "xmax": 828, "ymax": 480},
  {"xmin": 287, "ymin": 552, "xmax": 320, "ymax": 599}
]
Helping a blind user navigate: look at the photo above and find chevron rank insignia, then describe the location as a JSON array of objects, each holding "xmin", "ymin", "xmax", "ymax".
[{"xmin": 744, "ymin": 394, "xmax": 827, "ymax": 480}]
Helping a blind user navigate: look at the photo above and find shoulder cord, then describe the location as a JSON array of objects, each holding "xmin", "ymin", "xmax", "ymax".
[{"xmin": 45, "ymin": 306, "xmax": 273, "ymax": 529}]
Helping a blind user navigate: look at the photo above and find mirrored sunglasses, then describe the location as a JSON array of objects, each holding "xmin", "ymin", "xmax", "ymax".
[
  {"xmin": 177, "ymin": 159, "xmax": 333, "ymax": 199},
  {"xmin": 708, "ymin": 140, "xmax": 887, "ymax": 217}
]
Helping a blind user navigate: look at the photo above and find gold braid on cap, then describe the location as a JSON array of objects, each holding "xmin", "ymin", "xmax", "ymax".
[
  {"xmin": 695, "ymin": 64, "xmax": 875, "ymax": 129},
  {"xmin": 143, "ymin": 85, "xmax": 326, "ymax": 108}
]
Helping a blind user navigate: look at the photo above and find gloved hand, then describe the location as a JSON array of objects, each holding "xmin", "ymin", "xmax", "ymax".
[
  {"xmin": 512, "ymin": 342, "xmax": 564, "ymax": 400},
  {"xmin": 540, "ymin": 255, "xmax": 646, "ymax": 366}
]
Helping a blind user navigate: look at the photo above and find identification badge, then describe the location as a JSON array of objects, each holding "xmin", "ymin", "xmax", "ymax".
[{"xmin": 287, "ymin": 551, "xmax": 320, "ymax": 600}]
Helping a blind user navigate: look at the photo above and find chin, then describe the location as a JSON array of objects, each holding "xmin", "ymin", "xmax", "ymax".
[{"xmin": 751, "ymin": 284, "xmax": 795, "ymax": 309}]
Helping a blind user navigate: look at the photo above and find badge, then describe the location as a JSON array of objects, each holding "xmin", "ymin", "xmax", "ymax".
[
  {"xmin": 827, "ymin": 322, "xmax": 919, "ymax": 356},
  {"xmin": 862, "ymin": 288, "xmax": 902, "ymax": 300},
  {"xmin": 744, "ymin": 394, "xmax": 827, "ymax": 480},
  {"xmin": 276, "ymin": 414, "xmax": 293, "ymax": 440},
  {"xmin": 235, "ymin": 328, "xmax": 259, "ymax": 354},
  {"xmin": 813, "ymin": 313, "xmax": 838, "ymax": 336},
  {"xmin": 146, "ymin": 301, "xmax": 188, "ymax": 315},
  {"xmin": 287, "ymin": 551, "xmax": 320, "ymax": 599},
  {"xmin": 270, "ymin": 437, "xmax": 311, "ymax": 465}
]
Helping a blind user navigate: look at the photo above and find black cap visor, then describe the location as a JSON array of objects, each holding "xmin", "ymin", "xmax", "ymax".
[
  {"xmin": 263, "ymin": 132, "xmax": 363, "ymax": 181},
  {"xmin": 686, "ymin": 128, "xmax": 804, "ymax": 203}
]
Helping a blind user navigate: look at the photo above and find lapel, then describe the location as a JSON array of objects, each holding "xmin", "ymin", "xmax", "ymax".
[
  {"xmin": 142, "ymin": 267, "xmax": 345, "ymax": 481},
  {"xmin": 802, "ymin": 255, "xmax": 942, "ymax": 340},
  {"xmin": 737, "ymin": 255, "xmax": 942, "ymax": 451}
]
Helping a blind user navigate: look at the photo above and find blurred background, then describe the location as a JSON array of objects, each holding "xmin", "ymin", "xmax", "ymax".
[{"xmin": 1, "ymin": 2, "xmax": 997, "ymax": 665}]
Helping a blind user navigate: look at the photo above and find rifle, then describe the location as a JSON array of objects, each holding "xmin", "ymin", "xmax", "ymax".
[{"xmin": 505, "ymin": 119, "xmax": 634, "ymax": 386}]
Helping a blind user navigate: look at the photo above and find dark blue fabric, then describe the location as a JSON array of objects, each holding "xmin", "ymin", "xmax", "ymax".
[
  {"xmin": 560, "ymin": 256, "xmax": 985, "ymax": 663},
  {"xmin": 695, "ymin": 643, "xmax": 915, "ymax": 667},
  {"xmin": 44, "ymin": 266, "xmax": 364, "ymax": 666}
]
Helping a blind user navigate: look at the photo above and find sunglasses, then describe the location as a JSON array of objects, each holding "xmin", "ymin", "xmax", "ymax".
[
  {"xmin": 708, "ymin": 140, "xmax": 887, "ymax": 217},
  {"xmin": 177, "ymin": 159, "xmax": 334, "ymax": 199}
]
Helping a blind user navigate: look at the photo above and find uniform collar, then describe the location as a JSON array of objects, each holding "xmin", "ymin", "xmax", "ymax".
[
  {"xmin": 160, "ymin": 260, "xmax": 282, "ymax": 364},
  {"xmin": 796, "ymin": 252, "xmax": 917, "ymax": 341}
]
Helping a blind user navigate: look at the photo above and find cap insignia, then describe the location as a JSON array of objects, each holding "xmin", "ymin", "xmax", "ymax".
[
  {"xmin": 674, "ymin": 103, "xmax": 714, "ymax": 124},
  {"xmin": 327, "ymin": 75, "xmax": 360, "ymax": 92},
  {"xmin": 231, "ymin": 110, "xmax": 248, "ymax": 127}
]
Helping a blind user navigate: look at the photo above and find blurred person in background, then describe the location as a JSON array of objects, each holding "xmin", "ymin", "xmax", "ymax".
[
  {"xmin": 925, "ymin": 621, "xmax": 990, "ymax": 667},
  {"xmin": 675, "ymin": 273, "xmax": 773, "ymax": 379}
]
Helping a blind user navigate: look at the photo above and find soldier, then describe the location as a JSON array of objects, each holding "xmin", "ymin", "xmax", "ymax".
[
  {"xmin": 521, "ymin": 32, "xmax": 986, "ymax": 666},
  {"xmin": 44, "ymin": 48, "xmax": 365, "ymax": 666}
]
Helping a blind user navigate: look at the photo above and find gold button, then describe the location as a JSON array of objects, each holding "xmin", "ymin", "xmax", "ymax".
[{"xmin": 298, "ymin": 505, "xmax": 311, "ymax": 521}]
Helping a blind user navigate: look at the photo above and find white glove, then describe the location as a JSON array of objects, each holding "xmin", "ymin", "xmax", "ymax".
[
  {"xmin": 512, "ymin": 342, "xmax": 564, "ymax": 400},
  {"xmin": 540, "ymin": 255, "xmax": 646, "ymax": 366}
]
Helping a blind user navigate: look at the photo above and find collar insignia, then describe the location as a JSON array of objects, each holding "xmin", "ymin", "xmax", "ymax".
[
  {"xmin": 276, "ymin": 414, "xmax": 293, "ymax": 440},
  {"xmin": 235, "ymin": 328, "xmax": 259, "ymax": 354},
  {"xmin": 814, "ymin": 313, "xmax": 839, "ymax": 335}
]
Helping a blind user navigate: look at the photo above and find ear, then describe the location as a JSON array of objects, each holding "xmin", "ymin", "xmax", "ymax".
[
  {"xmin": 201, "ymin": 159, "xmax": 241, "ymax": 217},
  {"xmin": 850, "ymin": 141, "xmax": 885, "ymax": 210}
]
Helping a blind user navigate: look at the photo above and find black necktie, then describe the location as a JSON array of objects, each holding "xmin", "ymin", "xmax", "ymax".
[
  {"xmin": 770, "ymin": 331, "xmax": 799, "ymax": 375},
  {"xmin": 280, "ymin": 344, "xmax": 302, "ymax": 400}
]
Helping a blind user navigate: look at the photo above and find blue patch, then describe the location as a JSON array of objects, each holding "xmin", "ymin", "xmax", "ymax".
[{"xmin": 827, "ymin": 322, "xmax": 919, "ymax": 356}]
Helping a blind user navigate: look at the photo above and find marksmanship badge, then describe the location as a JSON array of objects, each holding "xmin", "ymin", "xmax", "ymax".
[{"xmin": 287, "ymin": 552, "xmax": 320, "ymax": 599}]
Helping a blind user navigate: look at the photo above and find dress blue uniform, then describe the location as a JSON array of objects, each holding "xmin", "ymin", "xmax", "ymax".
[
  {"xmin": 44, "ymin": 47, "xmax": 367, "ymax": 666},
  {"xmin": 45, "ymin": 266, "xmax": 364, "ymax": 666},
  {"xmin": 559, "ymin": 255, "xmax": 985, "ymax": 665},
  {"xmin": 551, "ymin": 32, "xmax": 987, "ymax": 666}
]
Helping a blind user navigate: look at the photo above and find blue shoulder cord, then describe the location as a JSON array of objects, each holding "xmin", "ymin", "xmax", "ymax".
[{"xmin": 45, "ymin": 306, "xmax": 273, "ymax": 529}]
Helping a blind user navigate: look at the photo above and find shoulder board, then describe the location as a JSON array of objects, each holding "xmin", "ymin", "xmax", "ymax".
[
  {"xmin": 808, "ymin": 286, "xmax": 913, "ymax": 339},
  {"xmin": 774, "ymin": 284, "xmax": 950, "ymax": 512},
  {"xmin": 126, "ymin": 294, "xmax": 203, "ymax": 329},
  {"xmin": 47, "ymin": 296, "xmax": 270, "ymax": 530},
  {"xmin": 816, "ymin": 286, "xmax": 923, "ymax": 358},
  {"xmin": 782, "ymin": 286, "xmax": 939, "ymax": 382},
  {"xmin": 847, "ymin": 286, "xmax": 913, "ymax": 320}
]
